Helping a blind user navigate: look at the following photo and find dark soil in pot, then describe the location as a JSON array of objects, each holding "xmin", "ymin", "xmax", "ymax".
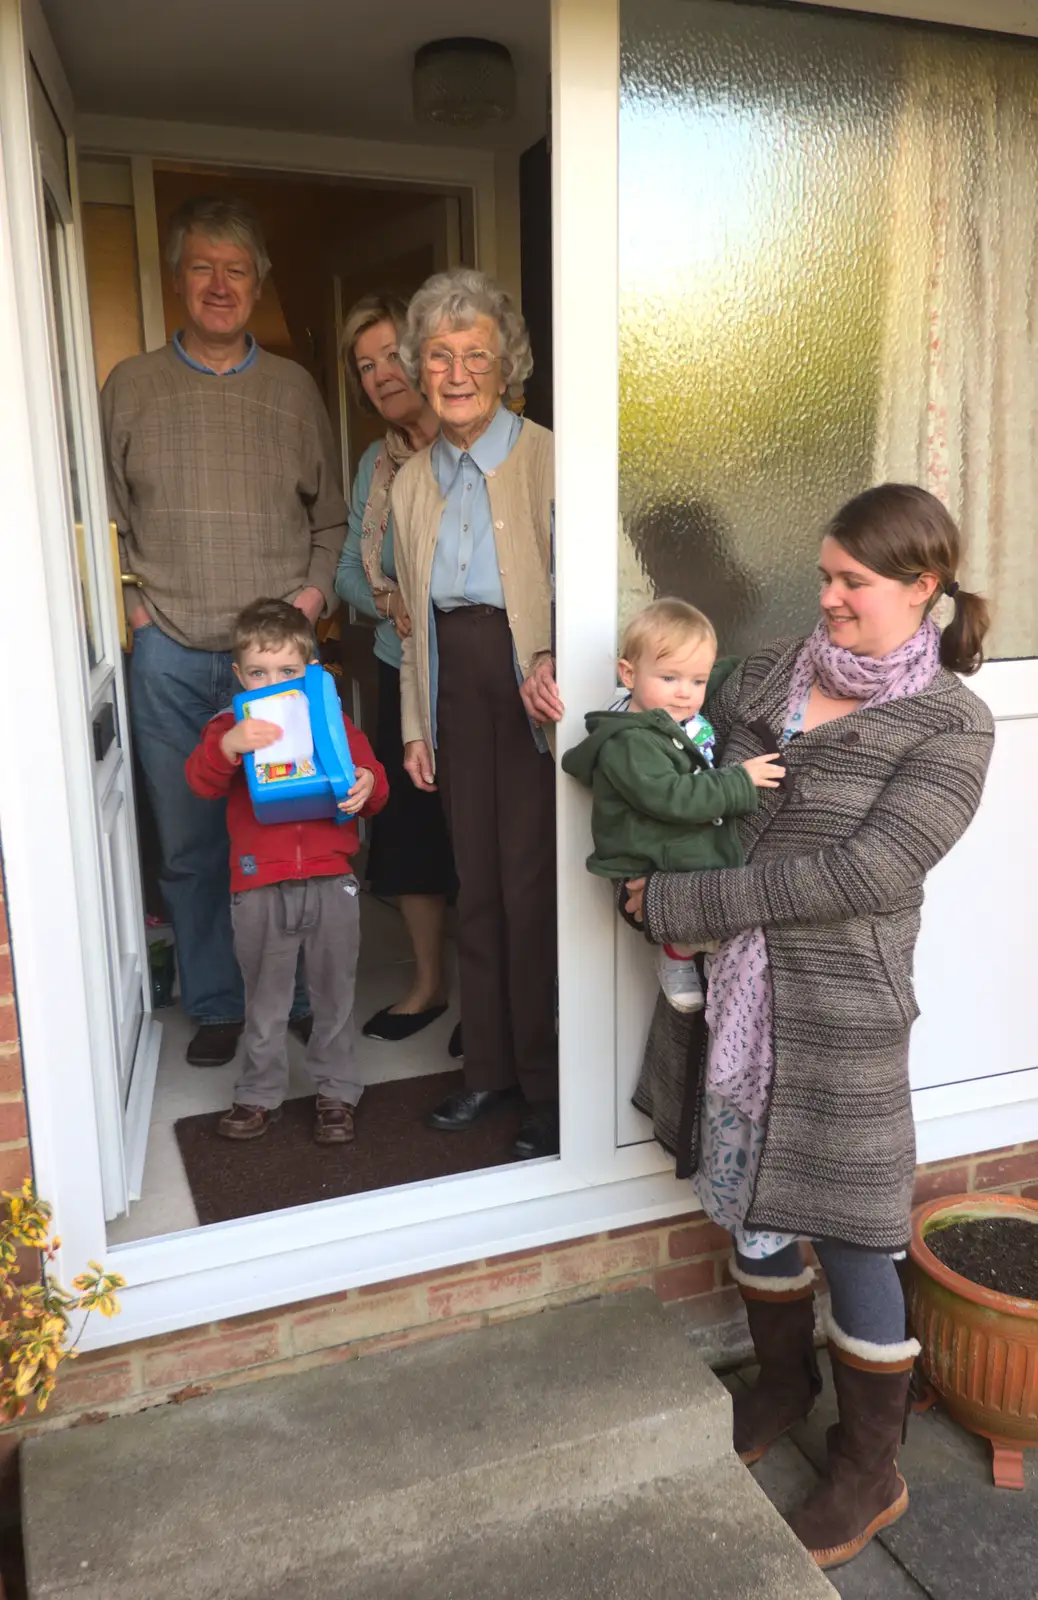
[{"xmin": 926, "ymin": 1217, "xmax": 1038, "ymax": 1300}]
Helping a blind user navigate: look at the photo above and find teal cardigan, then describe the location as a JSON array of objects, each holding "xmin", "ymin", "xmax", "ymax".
[{"xmin": 334, "ymin": 438, "xmax": 402, "ymax": 670}]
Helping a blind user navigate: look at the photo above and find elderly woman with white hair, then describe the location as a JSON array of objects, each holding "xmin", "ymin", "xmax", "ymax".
[{"xmin": 391, "ymin": 268, "xmax": 563, "ymax": 1161}]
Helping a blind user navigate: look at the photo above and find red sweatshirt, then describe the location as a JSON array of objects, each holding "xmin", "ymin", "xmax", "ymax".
[{"xmin": 186, "ymin": 710, "xmax": 388, "ymax": 893}]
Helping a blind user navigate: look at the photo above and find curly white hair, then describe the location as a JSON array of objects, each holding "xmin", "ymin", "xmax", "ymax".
[{"xmin": 400, "ymin": 268, "xmax": 533, "ymax": 402}]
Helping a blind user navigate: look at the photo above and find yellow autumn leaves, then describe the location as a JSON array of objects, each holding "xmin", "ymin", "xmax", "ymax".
[{"xmin": 0, "ymin": 1181, "xmax": 125, "ymax": 1418}]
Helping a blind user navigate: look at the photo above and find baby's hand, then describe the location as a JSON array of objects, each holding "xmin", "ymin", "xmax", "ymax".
[
  {"xmin": 742, "ymin": 752, "xmax": 786, "ymax": 789},
  {"xmin": 338, "ymin": 767, "xmax": 376, "ymax": 815},
  {"xmin": 220, "ymin": 718, "xmax": 283, "ymax": 762}
]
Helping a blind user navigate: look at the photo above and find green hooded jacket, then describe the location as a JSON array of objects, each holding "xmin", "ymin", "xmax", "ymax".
[{"xmin": 561, "ymin": 658, "xmax": 758, "ymax": 879}]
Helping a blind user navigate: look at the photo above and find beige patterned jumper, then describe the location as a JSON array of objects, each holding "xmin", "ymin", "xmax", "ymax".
[
  {"xmin": 101, "ymin": 343, "xmax": 348, "ymax": 650},
  {"xmin": 634, "ymin": 640, "xmax": 994, "ymax": 1253}
]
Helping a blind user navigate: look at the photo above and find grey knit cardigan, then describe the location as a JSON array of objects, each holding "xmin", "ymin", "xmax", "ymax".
[{"xmin": 633, "ymin": 639, "xmax": 994, "ymax": 1252}]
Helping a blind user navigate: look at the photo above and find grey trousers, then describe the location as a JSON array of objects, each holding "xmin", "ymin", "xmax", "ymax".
[{"xmin": 231, "ymin": 876, "xmax": 363, "ymax": 1110}]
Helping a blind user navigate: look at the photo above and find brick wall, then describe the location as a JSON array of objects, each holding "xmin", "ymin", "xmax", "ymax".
[
  {"xmin": 0, "ymin": 1138, "xmax": 1031, "ymax": 1456},
  {"xmin": 0, "ymin": 863, "xmax": 32, "ymax": 1196}
]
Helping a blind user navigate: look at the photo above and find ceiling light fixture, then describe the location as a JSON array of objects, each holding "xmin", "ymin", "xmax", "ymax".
[{"xmin": 413, "ymin": 37, "xmax": 517, "ymax": 128}]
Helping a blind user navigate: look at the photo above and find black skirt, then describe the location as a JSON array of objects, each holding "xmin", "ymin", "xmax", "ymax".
[{"xmin": 365, "ymin": 656, "xmax": 457, "ymax": 900}]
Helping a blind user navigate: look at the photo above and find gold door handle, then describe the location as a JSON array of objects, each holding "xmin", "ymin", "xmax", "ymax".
[{"xmin": 109, "ymin": 521, "xmax": 140, "ymax": 652}]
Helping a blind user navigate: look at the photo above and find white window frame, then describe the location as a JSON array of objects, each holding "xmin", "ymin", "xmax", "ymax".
[{"xmin": 2, "ymin": 0, "xmax": 1037, "ymax": 1356}]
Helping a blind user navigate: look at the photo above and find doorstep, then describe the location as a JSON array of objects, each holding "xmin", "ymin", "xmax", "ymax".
[{"xmin": 21, "ymin": 1292, "xmax": 835, "ymax": 1600}]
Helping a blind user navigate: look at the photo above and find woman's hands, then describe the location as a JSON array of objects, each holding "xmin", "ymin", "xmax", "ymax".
[
  {"xmin": 374, "ymin": 588, "xmax": 412, "ymax": 640},
  {"xmin": 404, "ymin": 740, "xmax": 437, "ymax": 793},
  {"xmin": 521, "ymin": 655, "xmax": 564, "ymax": 725},
  {"xmin": 625, "ymin": 877, "xmax": 647, "ymax": 924}
]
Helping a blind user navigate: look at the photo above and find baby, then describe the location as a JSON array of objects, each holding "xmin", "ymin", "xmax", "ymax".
[{"xmin": 561, "ymin": 598, "xmax": 783, "ymax": 1011}]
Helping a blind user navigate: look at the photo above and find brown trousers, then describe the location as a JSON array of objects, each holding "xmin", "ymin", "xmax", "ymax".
[{"xmin": 435, "ymin": 607, "xmax": 558, "ymax": 1105}]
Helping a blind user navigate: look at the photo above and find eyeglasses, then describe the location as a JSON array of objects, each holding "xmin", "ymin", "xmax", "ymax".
[{"xmin": 422, "ymin": 347, "xmax": 498, "ymax": 375}]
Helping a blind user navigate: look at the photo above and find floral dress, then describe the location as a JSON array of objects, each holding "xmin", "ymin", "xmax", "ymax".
[{"xmin": 693, "ymin": 695, "xmax": 807, "ymax": 1261}]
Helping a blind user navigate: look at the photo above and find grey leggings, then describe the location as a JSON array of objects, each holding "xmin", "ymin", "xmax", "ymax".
[{"xmin": 735, "ymin": 1240, "xmax": 906, "ymax": 1346}]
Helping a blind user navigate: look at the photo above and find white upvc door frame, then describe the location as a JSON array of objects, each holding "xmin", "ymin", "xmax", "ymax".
[
  {"xmin": 3, "ymin": 0, "xmax": 1038, "ymax": 1357},
  {"xmin": 0, "ymin": 0, "xmax": 113, "ymax": 1266}
]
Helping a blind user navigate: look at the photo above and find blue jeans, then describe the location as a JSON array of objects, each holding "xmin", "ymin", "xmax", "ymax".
[{"xmin": 129, "ymin": 625, "xmax": 308, "ymax": 1025}]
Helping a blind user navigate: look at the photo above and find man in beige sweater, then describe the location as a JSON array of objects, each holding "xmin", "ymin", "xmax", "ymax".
[{"xmin": 101, "ymin": 196, "xmax": 347, "ymax": 1067}]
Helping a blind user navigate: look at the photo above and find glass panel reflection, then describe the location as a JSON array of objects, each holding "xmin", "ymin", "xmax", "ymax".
[
  {"xmin": 619, "ymin": 0, "xmax": 1038, "ymax": 661},
  {"xmin": 45, "ymin": 188, "xmax": 100, "ymax": 670}
]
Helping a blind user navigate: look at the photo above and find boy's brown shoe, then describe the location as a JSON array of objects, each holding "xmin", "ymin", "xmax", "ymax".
[
  {"xmin": 314, "ymin": 1098, "xmax": 355, "ymax": 1145},
  {"xmin": 217, "ymin": 1103, "xmax": 281, "ymax": 1141}
]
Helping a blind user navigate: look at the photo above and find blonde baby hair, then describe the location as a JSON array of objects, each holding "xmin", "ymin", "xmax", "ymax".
[{"xmin": 619, "ymin": 597, "xmax": 717, "ymax": 666}]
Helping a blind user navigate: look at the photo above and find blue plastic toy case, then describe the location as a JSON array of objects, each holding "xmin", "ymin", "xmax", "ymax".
[{"xmin": 232, "ymin": 664, "xmax": 356, "ymax": 825}]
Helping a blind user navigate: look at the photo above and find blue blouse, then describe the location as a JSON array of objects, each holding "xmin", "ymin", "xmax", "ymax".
[{"xmin": 429, "ymin": 405, "xmax": 522, "ymax": 610}]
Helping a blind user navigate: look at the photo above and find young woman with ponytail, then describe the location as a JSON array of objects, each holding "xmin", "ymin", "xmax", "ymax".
[{"xmin": 624, "ymin": 483, "xmax": 994, "ymax": 1572}]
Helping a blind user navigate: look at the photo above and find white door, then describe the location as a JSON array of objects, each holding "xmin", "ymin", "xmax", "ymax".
[{"xmin": 13, "ymin": 35, "xmax": 159, "ymax": 1218}]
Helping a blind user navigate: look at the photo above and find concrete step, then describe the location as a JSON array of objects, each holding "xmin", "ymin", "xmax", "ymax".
[{"xmin": 22, "ymin": 1292, "xmax": 835, "ymax": 1600}]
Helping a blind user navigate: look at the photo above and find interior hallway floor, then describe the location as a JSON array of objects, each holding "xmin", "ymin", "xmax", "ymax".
[{"xmin": 107, "ymin": 894, "xmax": 460, "ymax": 1245}]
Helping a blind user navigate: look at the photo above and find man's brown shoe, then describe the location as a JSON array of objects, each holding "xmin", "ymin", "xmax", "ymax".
[
  {"xmin": 314, "ymin": 1097, "xmax": 355, "ymax": 1145},
  {"xmin": 217, "ymin": 1103, "xmax": 280, "ymax": 1141}
]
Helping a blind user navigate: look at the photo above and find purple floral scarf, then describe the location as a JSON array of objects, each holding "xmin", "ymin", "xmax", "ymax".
[{"xmin": 704, "ymin": 618, "xmax": 942, "ymax": 1123}]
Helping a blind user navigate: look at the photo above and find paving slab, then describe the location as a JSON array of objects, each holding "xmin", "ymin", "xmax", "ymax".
[{"xmin": 23, "ymin": 1293, "xmax": 835, "ymax": 1600}]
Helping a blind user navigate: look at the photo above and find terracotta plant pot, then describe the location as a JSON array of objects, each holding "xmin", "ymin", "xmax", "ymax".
[{"xmin": 906, "ymin": 1191, "xmax": 1038, "ymax": 1490}]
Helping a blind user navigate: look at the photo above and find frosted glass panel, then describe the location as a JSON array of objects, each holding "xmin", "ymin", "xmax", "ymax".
[{"xmin": 619, "ymin": 0, "xmax": 1038, "ymax": 661}]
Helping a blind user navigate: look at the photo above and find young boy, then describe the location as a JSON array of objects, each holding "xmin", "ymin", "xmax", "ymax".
[
  {"xmin": 561, "ymin": 598, "xmax": 783, "ymax": 1012},
  {"xmin": 185, "ymin": 598, "xmax": 389, "ymax": 1144}
]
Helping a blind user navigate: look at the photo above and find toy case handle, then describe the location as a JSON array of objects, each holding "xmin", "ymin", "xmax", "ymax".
[{"xmin": 306, "ymin": 665, "xmax": 356, "ymax": 825}]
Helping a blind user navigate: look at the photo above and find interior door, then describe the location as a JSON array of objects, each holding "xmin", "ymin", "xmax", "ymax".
[
  {"xmin": 27, "ymin": 64, "xmax": 158, "ymax": 1217},
  {"xmin": 333, "ymin": 194, "xmax": 464, "ymax": 735}
]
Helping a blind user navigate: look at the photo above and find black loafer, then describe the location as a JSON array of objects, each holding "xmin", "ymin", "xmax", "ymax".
[
  {"xmin": 425, "ymin": 1088, "xmax": 513, "ymax": 1131},
  {"xmin": 363, "ymin": 1004, "xmax": 448, "ymax": 1041},
  {"xmin": 448, "ymin": 1023, "xmax": 463, "ymax": 1059},
  {"xmin": 512, "ymin": 1106, "xmax": 560, "ymax": 1160},
  {"xmin": 186, "ymin": 1022, "xmax": 244, "ymax": 1068},
  {"xmin": 288, "ymin": 1013, "xmax": 314, "ymax": 1045}
]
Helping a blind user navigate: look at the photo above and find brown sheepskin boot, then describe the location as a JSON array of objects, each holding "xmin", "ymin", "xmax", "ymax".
[
  {"xmin": 787, "ymin": 1319, "xmax": 920, "ymax": 1570},
  {"xmin": 730, "ymin": 1258, "xmax": 823, "ymax": 1465}
]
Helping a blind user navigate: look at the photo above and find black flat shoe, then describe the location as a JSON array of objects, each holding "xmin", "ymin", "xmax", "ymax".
[
  {"xmin": 288, "ymin": 1013, "xmax": 313, "ymax": 1045},
  {"xmin": 363, "ymin": 1003, "xmax": 448, "ymax": 1041},
  {"xmin": 512, "ymin": 1106, "xmax": 560, "ymax": 1160},
  {"xmin": 186, "ymin": 1022, "xmax": 243, "ymax": 1068},
  {"xmin": 448, "ymin": 1023, "xmax": 463, "ymax": 1059},
  {"xmin": 425, "ymin": 1088, "xmax": 513, "ymax": 1131}
]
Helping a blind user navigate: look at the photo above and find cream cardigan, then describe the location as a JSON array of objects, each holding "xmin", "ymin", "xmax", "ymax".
[{"xmin": 391, "ymin": 416, "xmax": 555, "ymax": 766}]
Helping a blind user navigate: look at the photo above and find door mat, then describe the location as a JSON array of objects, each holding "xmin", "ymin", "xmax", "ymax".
[{"xmin": 173, "ymin": 1070, "xmax": 525, "ymax": 1227}]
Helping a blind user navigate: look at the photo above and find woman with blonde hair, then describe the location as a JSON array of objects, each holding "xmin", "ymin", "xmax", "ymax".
[{"xmin": 334, "ymin": 293, "xmax": 456, "ymax": 1045}]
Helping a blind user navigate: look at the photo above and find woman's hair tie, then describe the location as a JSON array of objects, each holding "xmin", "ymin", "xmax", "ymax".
[{"xmin": 944, "ymin": 579, "xmax": 960, "ymax": 599}]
